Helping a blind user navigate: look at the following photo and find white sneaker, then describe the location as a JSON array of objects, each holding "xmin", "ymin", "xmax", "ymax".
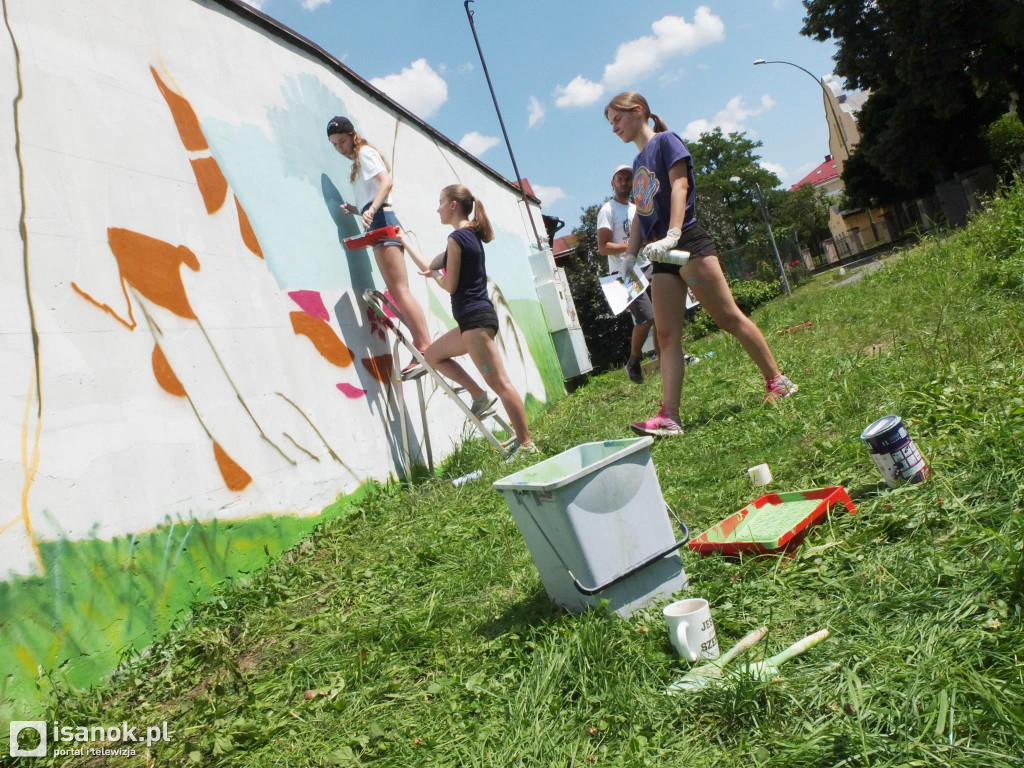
[
  {"xmin": 470, "ymin": 394, "xmax": 497, "ymax": 417},
  {"xmin": 503, "ymin": 441, "xmax": 540, "ymax": 463}
]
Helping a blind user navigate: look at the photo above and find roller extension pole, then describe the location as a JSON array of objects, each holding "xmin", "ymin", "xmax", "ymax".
[{"xmin": 464, "ymin": 0, "xmax": 543, "ymax": 248}]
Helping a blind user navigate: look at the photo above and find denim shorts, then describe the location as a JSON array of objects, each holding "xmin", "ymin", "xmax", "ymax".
[
  {"xmin": 456, "ymin": 306, "xmax": 500, "ymax": 335},
  {"xmin": 650, "ymin": 221, "xmax": 717, "ymax": 275},
  {"xmin": 360, "ymin": 203, "xmax": 403, "ymax": 249}
]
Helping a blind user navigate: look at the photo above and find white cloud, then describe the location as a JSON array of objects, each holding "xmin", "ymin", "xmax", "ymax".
[
  {"xmin": 554, "ymin": 7, "xmax": 725, "ymax": 108},
  {"xmin": 300, "ymin": 0, "xmax": 330, "ymax": 10},
  {"xmin": 527, "ymin": 96, "xmax": 545, "ymax": 128},
  {"xmin": 243, "ymin": 0, "xmax": 265, "ymax": 9},
  {"xmin": 370, "ymin": 59, "xmax": 448, "ymax": 119},
  {"xmin": 759, "ymin": 160, "xmax": 787, "ymax": 179},
  {"xmin": 554, "ymin": 75, "xmax": 605, "ymax": 108},
  {"xmin": 531, "ymin": 185, "xmax": 567, "ymax": 205},
  {"xmin": 658, "ymin": 69, "xmax": 686, "ymax": 85},
  {"xmin": 439, "ymin": 62, "xmax": 474, "ymax": 75},
  {"xmin": 683, "ymin": 94, "xmax": 775, "ymax": 138},
  {"xmin": 794, "ymin": 160, "xmax": 819, "ymax": 178},
  {"xmin": 459, "ymin": 131, "xmax": 500, "ymax": 157},
  {"xmin": 772, "ymin": 0, "xmax": 785, "ymax": 10}
]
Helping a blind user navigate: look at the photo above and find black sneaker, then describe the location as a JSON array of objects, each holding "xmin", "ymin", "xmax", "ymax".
[{"xmin": 625, "ymin": 359, "xmax": 643, "ymax": 384}]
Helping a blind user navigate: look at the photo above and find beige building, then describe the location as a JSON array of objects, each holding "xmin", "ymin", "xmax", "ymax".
[{"xmin": 791, "ymin": 80, "xmax": 902, "ymax": 263}]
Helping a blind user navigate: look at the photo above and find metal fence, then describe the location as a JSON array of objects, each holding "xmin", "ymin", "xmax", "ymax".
[{"xmin": 717, "ymin": 232, "xmax": 805, "ymax": 283}]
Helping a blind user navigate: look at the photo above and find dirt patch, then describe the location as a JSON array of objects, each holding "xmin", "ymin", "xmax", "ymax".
[{"xmin": 863, "ymin": 340, "xmax": 894, "ymax": 357}]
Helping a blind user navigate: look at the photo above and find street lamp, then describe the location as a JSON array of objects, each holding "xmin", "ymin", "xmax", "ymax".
[
  {"xmin": 753, "ymin": 58, "xmax": 851, "ymax": 159},
  {"xmin": 754, "ymin": 57, "xmax": 879, "ymax": 242}
]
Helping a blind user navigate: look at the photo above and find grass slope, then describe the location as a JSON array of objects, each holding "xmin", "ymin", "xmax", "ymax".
[{"xmin": 24, "ymin": 186, "xmax": 1024, "ymax": 767}]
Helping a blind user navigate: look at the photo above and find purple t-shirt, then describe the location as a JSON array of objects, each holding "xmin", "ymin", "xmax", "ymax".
[
  {"xmin": 631, "ymin": 132, "xmax": 697, "ymax": 241},
  {"xmin": 443, "ymin": 227, "xmax": 493, "ymax": 320}
]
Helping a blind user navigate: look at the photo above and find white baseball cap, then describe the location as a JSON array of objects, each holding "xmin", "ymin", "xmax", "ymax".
[{"xmin": 612, "ymin": 164, "xmax": 632, "ymax": 179}]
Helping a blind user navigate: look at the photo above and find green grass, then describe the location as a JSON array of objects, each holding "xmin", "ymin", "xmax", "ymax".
[{"xmin": 21, "ymin": 185, "xmax": 1024, "ymax": 767}]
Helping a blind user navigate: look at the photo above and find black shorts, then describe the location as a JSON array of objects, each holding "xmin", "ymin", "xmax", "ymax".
[
  {"xmin": 650, "ymin": 221, "xmax": 718, "ymax": 275},
  {"xmin": 456, "ymin": 306, "xmax": 499, "ymax": 334}
]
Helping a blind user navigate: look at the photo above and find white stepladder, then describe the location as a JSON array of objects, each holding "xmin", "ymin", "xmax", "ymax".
[{"xmin": 362, "ymin": 288, "xmax": 515, "ymax": 472}]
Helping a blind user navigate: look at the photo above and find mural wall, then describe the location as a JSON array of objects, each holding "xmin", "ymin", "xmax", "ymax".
[{"xmin": 0, "ymin": 0, "xmax": 563, "ymax": 720}]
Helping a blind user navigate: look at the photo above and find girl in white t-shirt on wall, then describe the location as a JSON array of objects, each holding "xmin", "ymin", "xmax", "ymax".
[{"xmin": 327, "ymin": 116, "xmax": 431, "ymax": 365}]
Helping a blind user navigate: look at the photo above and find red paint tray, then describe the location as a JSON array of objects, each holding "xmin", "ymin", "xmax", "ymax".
[
  {"xmin": 343, "ymin": 225, "xmax": 401, "ymax": 250},
  {"xmin": 688, "ymin": 487, "xmax": 856, "ymax": 556}
]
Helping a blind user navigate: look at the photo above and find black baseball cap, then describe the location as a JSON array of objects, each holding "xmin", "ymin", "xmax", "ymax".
[{"xmin": 326, "ymin": 116, "xmax": 354, "ymax": 136}]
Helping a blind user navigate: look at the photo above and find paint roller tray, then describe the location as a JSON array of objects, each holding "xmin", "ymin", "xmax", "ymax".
[
  {"xmin": 343, "ymin": 226, "xmax": 401, "ymax": 250},
  {"xmin": 688, "ymin": 487, "xmax": 856, "ymax": 556}
]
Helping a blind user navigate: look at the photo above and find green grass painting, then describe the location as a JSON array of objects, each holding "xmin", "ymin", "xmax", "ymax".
[
  {"xmin": 13, "ymin": 183, "xmax": 1024, "ymax": 766},
  {"xmin": 0, "ymin": 491, "xmax": 367, "ymax": 727}
]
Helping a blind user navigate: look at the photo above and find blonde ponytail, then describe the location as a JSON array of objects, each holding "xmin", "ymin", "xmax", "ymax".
[{"xmin": 442, "ymin": 184, "xmax": 494, "ymax": 242}]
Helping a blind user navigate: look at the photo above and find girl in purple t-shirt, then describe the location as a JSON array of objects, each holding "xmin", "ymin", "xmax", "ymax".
[
  {"xmin": 414, "ymin": 185, "xmax": 535, "ymax": 455},
  {"xmin": 604, "ymin": 91, "xmax": 797, "ymax": 436}
]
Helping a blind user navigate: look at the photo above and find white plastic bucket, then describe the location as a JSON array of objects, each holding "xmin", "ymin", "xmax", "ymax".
[{"xmin": 493, "ymin": 437, "xmax": 687, "ymax": 617}]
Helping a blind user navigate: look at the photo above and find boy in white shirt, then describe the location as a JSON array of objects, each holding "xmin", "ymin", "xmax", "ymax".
[{"xmin": 596, "ymin": 165, "xmax": 657, "ymax": 383}]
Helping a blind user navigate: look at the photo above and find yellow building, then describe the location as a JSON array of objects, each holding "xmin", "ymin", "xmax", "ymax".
[{"xmin": 812, "ymin": 80, "xmax": 901, "ymax": 261}]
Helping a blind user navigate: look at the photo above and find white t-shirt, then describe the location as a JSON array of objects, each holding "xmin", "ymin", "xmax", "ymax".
[
  {"xmin": 596, "ymin": 198, "xmax": 648, "ymax": 274},
  {"xmin": 352, "ymin": 145, "xmax": 392, "ymax": 210}
]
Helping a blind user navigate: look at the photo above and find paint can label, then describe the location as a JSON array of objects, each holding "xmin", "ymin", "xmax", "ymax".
[{"xmin": 861, "ymin": 415, "xmax": 929, "ymax": 487}]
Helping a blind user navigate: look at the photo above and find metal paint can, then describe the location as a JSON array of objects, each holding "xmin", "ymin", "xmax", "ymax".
[{"xmin": 860, "ymin": 415, "xmax": 929, "ymax": 487}]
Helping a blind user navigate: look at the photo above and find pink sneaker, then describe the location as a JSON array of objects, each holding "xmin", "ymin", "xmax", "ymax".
[
  {"xmin": 763, "ymin": 374, "xmax": 798, "ymax": 404},
  {"xmin": 630, "ymin": 405, "xmax": 683, "ymax": 437}
]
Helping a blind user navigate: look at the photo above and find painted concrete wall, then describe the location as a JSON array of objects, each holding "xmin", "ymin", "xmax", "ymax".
[{"xmin": 0, "ymin": 0, "xmax": 563, "ymax": 719}]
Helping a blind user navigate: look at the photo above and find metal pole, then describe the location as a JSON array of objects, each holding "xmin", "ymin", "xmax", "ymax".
[
  {"xmin": 464, "ymin": 0, "xmax": 543, "ymax": 248},
  {"xmin": 754, "ymin": 181, "xmax": 791, "ymax": 296}
]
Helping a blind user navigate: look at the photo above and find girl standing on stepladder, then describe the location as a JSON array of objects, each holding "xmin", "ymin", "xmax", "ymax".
[
  {"xmin": 327, "ymin": 116, "xmax": 431, "ymax": 367},
  {"xmin": 415, "ymin": 184, "xmax": 536, "ymax": 457},
  {"xmin": 604, "ymin": 92, "xmax": 797, "ymax": 437}
]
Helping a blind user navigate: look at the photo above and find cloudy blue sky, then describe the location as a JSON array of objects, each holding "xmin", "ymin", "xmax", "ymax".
[{"xmin": 245, "ymin": 0, "xmax": 844, "ymax": 229}]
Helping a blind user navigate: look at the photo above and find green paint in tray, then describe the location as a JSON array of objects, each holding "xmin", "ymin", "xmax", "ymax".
[{"xmin": 688, "ymin": 487, "xmax": 856, "ymax": 556}]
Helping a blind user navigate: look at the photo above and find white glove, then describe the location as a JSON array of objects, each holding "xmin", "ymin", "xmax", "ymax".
[
  {"xmin": 642, "ymin": 228, "xmax": 682, "ymax": 262},
  {"xmin": 618, "ymin": 252, "xmax": 637, "ymax": 279}
]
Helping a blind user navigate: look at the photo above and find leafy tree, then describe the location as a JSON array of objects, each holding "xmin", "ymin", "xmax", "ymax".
[
  {"xmin": 802, "ymin": 0, "xmax": 1019, "ymax": 202},
  {"xmin": 777, "ymin": 183, "xmax": 832, "ymax": 252},
  {"xmin": 986, "ymin": 113, "xmax": 1024, "ymax": 179},
  {"xmin": 563, "ymin": 204, "xmax": 634, "ymax": 372},
  {"xmin": 847, "ymin": 80, "xmax": 1000, "ymax": 204},
  {"xmin": 684, "ymin": 128, "xmax": 783, "ymax": 247}
]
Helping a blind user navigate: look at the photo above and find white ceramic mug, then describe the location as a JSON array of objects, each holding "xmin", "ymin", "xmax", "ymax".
[
  {"xmin": 663, "ymin": 598, "xmax": 719, "ymax": 663},
  {"xmin": 745, "ymin": 463, "xmax": 772, "ymax": 486}
]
